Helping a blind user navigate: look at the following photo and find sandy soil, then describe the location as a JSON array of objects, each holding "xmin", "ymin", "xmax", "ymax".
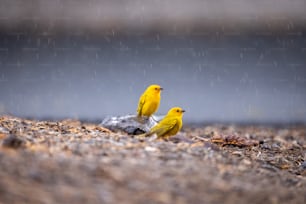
[{"xmin": 0, "ymin": 115, "xmax": 305, "ymax": 204}]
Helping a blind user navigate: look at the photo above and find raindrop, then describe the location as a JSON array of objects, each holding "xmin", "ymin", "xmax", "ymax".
[
  {"xmin": 210, "ymin": 80, "xmax": 214, "ymax": 87},
  {"xmin": 37, "ymin": 38, "xmax": 40, "ymax": 47},
  {"xmin": 198, "ymin": 64, "xmax": 202, "ymax": 72}
]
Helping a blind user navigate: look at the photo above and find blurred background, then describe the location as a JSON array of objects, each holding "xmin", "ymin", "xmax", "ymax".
[{"xmin": 0, "ymin": 0, "xmax": 305, "ymax": 123}]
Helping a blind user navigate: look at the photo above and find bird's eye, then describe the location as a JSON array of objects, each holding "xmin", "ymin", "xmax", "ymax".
[
  {"xmin": 176, "ymin": 109, "xmax": 180, "ymax": 112},
  {"xmin": 155, "ymin": 88, "xmax": 158, "ymax": 90}
]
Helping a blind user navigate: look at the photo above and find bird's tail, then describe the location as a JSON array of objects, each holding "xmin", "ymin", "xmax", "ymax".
[{"xmin": 135, "ymin": 131, "xmax": 154, "ymax": 139}]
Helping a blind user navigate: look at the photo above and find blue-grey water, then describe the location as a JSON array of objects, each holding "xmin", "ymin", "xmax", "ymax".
[{"xmin": 0, "ymin": 32, "xmax": 306, "ymax": 123}]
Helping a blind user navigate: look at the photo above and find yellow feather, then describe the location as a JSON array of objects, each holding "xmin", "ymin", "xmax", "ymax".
[
  {"xmin": 137, "ymin": 84, "xmax": 163, "ymax": 117},
  {"xmin": 146, "ymin": 107, "xmax": 185, "ymax": 139}
]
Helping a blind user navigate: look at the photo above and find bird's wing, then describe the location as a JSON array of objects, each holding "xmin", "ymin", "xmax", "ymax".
[
  {"xmin": 137, "ymin": 93, "xmax": 146, "ymax": 116},
  {"xmin": 150, "ymin": 117, "xmax": 178, "ymax": 137}
]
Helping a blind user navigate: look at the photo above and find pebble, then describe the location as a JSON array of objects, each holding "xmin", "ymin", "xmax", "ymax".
[
  {"xmin": 2, "ymin": 134, "xmax": 25, "ymax": 149},
  {"xmin": 301, "ymin": 161, "xmax": 306, "ymax": 169},
  {"xmin": 0, "ymin": 115, "xmax": 305, "ymax": 204},
  {"xmin": 145, "ymin": 146, "xmax": 158, "ymax": 152}
]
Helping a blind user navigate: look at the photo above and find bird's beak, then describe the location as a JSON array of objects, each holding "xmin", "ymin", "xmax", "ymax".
[
  {"xmin": 182, "ymin": 110, "xmax": 186, "ymax": 113},
  {"xmin": 159, "ymin": 87, "xmax": 164, "ymax": 91}
]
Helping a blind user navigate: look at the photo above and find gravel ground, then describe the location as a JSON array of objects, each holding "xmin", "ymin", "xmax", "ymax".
[{"xmin": 0, "ymin": 115, "xmax": 305, "ymax": 204}]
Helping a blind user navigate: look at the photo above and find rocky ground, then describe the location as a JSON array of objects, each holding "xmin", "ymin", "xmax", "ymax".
[{"xmin": 0, "ymin": 115, "xmax": 305, "ymax": 204}]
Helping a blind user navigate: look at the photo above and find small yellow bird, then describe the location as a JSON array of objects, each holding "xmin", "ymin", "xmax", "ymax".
[
  {"xmin": 144, "ymin": 107, "xmax": 185, "ymax": 139},
  {"xmin": 137, "ymin": 84, "xmax": 163, "ymax": 118}
]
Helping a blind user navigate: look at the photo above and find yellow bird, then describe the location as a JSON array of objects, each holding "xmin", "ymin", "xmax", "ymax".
[
  {"xmin": 137, "ymin": 84, "xmax": 163, "ymax": 118},
  {"xmin": 145, "ymin": 107, "xmax": 185, "ymax": 139}
]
